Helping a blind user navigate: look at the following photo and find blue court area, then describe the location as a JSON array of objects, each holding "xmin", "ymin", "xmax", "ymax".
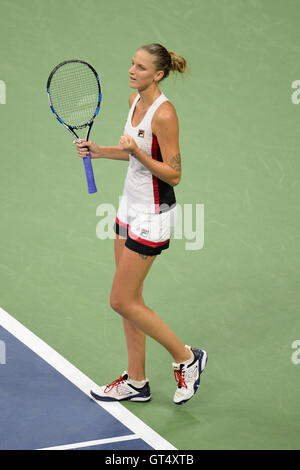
[{"xmin": 0, "ymin": 325, "xmax": 154, "ymax": 450}]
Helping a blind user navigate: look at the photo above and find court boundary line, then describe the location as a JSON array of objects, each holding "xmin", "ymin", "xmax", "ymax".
[
  {"xmin": 38, "ymin": 434, "xmax": 138, "ymax": 450},
  {"xmin": 0, "ymin": 306, "xmax": 176, "ymax": 451}
]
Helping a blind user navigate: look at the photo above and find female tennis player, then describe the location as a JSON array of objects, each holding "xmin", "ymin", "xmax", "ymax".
[{"xmin": 75, "ymin": 43, "xmax": 207, "ymax": 405}]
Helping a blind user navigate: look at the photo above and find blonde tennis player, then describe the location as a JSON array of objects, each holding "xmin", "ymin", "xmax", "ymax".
[{"xmin": 75, "ymin": 43, "xmax": 207, "ymax": 405}]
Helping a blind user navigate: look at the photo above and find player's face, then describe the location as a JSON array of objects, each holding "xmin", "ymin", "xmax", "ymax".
[{"xmin": 129, "ymin": 49, "xmax": 162, "ymax": 90}]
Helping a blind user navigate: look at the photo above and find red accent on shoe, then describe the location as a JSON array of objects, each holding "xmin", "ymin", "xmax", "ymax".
[
  {"xmin": 104, "ymin": 375, "xmax": 125, "ymax": 393},
  {"xmin": 174, "ymin": 368, "xmax": 187, "ymax": 388}
]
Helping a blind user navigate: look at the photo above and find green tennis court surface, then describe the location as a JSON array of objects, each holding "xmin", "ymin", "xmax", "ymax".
[{"xmin": 0, "ymin": 0, "xmax": 299, "ymax": 450}]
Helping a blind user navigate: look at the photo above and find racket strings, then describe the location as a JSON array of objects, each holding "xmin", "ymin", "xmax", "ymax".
[{"xmin": 49, "ymin": 62, "xmax": 100, "ymax": 127}]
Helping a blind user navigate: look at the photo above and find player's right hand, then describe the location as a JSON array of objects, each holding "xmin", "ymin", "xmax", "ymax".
[{"xmin": 74, "ymin": 139, "xmax": 99, "ymax": 159}]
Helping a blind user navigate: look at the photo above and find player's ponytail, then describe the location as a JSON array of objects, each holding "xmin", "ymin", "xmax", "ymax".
[
  {"xmin": 168, "ymin": 50, "xmax": 187, "ymax": 75},
  {"xmin": 139, "ymin": 43, "xmax": 187, "ymax": 81}
]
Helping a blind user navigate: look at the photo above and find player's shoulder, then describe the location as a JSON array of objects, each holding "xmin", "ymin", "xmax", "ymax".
[
  {"xmin": 129, "ymin": 91, "xmax": 139, "ymax": 107},
  {"xmin": 154, "ymin": 99, "xmax": 178, "ymax": 124}
]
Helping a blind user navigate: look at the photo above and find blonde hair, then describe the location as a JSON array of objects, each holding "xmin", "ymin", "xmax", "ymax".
[{"xmin": 139, "ymin": 43, "xmax": 187, "ymax": 81}]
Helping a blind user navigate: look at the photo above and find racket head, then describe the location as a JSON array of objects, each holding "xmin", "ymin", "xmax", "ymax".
[{"xmin": 47, "ymin": 59, "xmax": 102, "ymax": 130}]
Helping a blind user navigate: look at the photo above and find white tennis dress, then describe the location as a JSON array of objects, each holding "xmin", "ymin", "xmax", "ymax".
[{"xmin": 115, "ymin": 92, "xmax": 177, "ymax": 256}]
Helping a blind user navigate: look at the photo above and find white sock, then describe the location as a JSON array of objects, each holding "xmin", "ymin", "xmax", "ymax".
[
  {"xmin": 128, "ymin": 377, "xmax": 147, "ymax": 388},
  {"xmin": 182, "ymin": 346, "xmax": 195, "ymax": 366}
]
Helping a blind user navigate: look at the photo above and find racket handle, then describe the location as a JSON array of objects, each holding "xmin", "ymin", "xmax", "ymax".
[{"xmin": 83, "ymin": 154, "xmax": 97, "ymax": 193}]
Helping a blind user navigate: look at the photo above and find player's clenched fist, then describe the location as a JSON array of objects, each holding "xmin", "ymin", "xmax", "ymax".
[{"xmin": 118, "ymin": 134, "xmax": 139, "ymax": 155}]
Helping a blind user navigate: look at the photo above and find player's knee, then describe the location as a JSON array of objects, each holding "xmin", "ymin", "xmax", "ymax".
[
  {"xmin": 110, "ymin": 290, "xmax": 140, "ymax": 319},
  {"xmin": 110, "ymin": 291, "xmax": 128, "ymax": 317},
  {"xmin": 110, "ymin": 296, "xmax": 122, "ymax": 314}
]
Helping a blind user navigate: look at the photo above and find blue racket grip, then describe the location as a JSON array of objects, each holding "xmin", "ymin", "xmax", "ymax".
[{"xmin": 83, "ymin": 153, "xmax": 97, "ymax": 193}]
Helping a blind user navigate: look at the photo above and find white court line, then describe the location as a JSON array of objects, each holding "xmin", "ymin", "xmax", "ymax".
[
  {"xmin": 0, "ymin": 306, "xmax": 176, "ymax": 451},
  {"xmin": 38, "ymin": 434, "xmax": 138, "ymax": 450}
]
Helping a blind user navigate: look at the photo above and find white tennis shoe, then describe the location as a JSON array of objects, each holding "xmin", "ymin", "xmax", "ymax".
[
  {"xmin": 173, "ymin": 346, "xmax": 208, "ymax": 405},
  {"xmin": 90, "ymin": 371, "xmax": 151, "ymax": 402}
]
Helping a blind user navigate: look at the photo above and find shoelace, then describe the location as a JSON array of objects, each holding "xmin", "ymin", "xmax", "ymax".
[
  {"xmin": 174, "ymin": 368, "xmax": 187, "ymax": 388},
  {"xmin": 104, "ymin": 375, "xmax": 125, "ymax": 393}
]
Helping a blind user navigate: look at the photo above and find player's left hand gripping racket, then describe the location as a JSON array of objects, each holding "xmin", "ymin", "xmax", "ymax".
[{"xmin": 47, "ymin": 59, "xmax": 101, "ymax": 194}]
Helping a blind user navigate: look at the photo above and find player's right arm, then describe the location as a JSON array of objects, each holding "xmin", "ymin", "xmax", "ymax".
[
  {"xmin": 74, "ymin": 94, "xmax": 137, "ymax": 161},
  {"xmin": 75, "ymin": 140, "xmax": 130, "ymax": 160}
]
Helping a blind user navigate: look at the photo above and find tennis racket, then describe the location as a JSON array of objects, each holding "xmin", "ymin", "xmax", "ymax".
[{"xmin": 47, "ymin": 59, "xmax": 102, "ymax": 194}]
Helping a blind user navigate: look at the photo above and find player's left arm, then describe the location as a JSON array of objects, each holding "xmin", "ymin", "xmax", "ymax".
[
  {"xmin": 152, "ymin": 102, "xmax": 182, "ymax": 186},
  {"xmin": 118, "ymin": 102, "xmax": 182, "ymax": 187}
]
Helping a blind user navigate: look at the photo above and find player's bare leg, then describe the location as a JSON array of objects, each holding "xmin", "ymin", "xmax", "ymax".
[
  {"xmin": 110, "ymin": 245, "xmax": 191, "ymax": 364},
  {"xmin": 114, "ymin": 235, "xmax": 147, "ymax": 381}
]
